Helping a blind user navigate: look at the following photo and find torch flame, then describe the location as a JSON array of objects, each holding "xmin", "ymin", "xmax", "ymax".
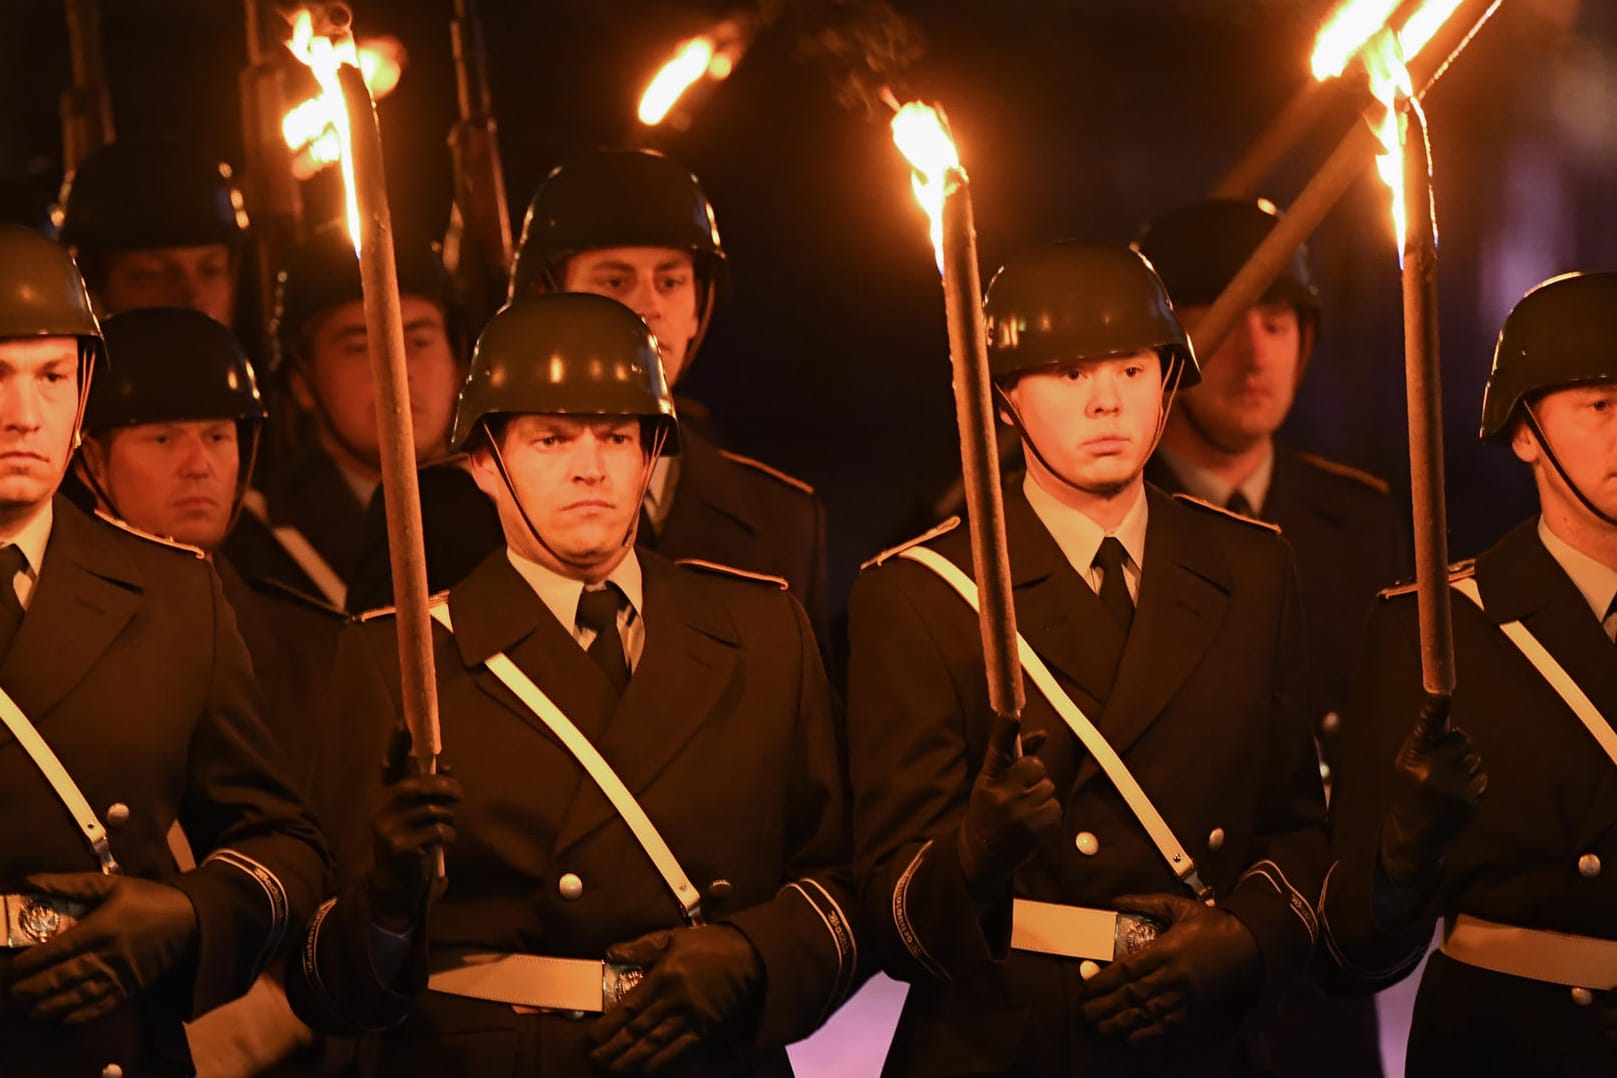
[
  {"xmin": 1311, "ymin": 0, "xmax": 1470, "ymax": 81},
  {"xmin": 286, "ymin": 8, "xmax": 362, "ymax": 251},
  {"xmin": 889, "ymin": 101, "xmax": 961, "ymax": 273},
  {"xmin": 638, "ymin": 37, "xmax": 717, "ymax": 126},
  {"xmin": 282, "ymin": 24, "xmax": 404, "ymax": 186},
  {"xmin": 1362, "ymin": 31, "xmax": 1415, "ymax": 256}
]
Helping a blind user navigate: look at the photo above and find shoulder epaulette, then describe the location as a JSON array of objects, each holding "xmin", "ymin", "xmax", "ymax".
[
  {"xmin": 357, "ymin": 591, "xmax": 449, "ymax": 622},
  {"xmin": 1295, "ymin": 452, "xmax": 1392, "ymax": 495},
  {"xmin": 861, "ymin": 516, "xmax": 962, "ymax": 571},
  {"xmin": 718, "ymin": 450, "xmax": 816, "ymax": 496},
  {"xmin": 1378, "ymin": 559, "xmax": 1476, "ymax": 599},
  {"xmin": 674, "ymin": 558, "xmax": 789, "ymax": 590},
  {"xmin": 1171, "ymin": 494, "xmax": 1282, "ymax": 534},
  {"xmin": 92, "ymin": 510, "xmax": 206, "ymax": 559}
]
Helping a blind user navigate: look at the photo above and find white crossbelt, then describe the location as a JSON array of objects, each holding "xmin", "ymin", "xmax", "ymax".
[
  {"xmin": 1451, "ymin": 577, "xmax": 1617, "ymax": 769},
  {"xmin": 427, "ymin": 604, "xmax": 703, "ymax": 924},
  {"xmin": 240, "ymin": 489, "xmax": 348, "ymax": 609},
  {"xmin": 1442, "ymin": 914, "xmax": 1617, "ymax": 990},
  {"xmin": 0, "ymin": 683, "xmax": 119, "ymax": 874},
  {"xmin": 427, "ymin": 950, "xmax": 643, "ymax": 1014},
  {"xmin": 899, "ymin": 546, "xmax": 1211, "ymax": 901}
]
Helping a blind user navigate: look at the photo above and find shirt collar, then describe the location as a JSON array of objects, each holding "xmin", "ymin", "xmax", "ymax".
[
  {"xmin": 1023, "ymin": 472, "xmax": 1149, "ymax": 576},
  {"xmin": 0, "ymin": 500, "xmax": 53, "ymax": 577},
  {"xmin": 1156, "ymin": 443, "xmax": 1274, "ymax": 516},
  {"xmin": 1537, "ymin": 517, "xmax": 1617, "ymax": 626},
  {"xmin": 506, "ymin": 546, "xmax": 644, "ymax": 634}
]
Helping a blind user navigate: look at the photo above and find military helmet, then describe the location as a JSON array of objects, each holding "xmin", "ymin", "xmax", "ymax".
[
  {"xmin": 1481, "ymin": 271, "xmax": 1617, "ymax": 441},
  {"xmin": 451, "ymin": 293, "xmax": 678, "ymax": 454},
  {"xmin": 85, "ymin": 308, "xmax": 265, "ymax": 436},
  {"xmin": 508, "ymin": 148, "xmax": 726, "ymax": 302},
  {"xmin": 984, "ymin": 241, "xmax": 1199, "ymax": 387},
  {"xmin": 54, "ymin": 138, "xmax": 250, "ymax": 254},
  {"xmin": 0, "ymin": 224, "xmax": 103, "ymax": 370},
  {"xmin": 1132, "ymin": 199, "xmax": 1319, "ymax": 317}
]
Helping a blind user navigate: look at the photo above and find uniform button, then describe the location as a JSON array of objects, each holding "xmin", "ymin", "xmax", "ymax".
[
  {"xmin": 557, "ymin": 873, "xmax": 584, "ymax": 901},
  {"xmin": 1074, "ymin": 832, "xmax": 1100, "ymax": 857},
  {"xmin": 1078, "ymin": 960, "xmax": 1101, "ymax": 980},
  {"xmin": 1571, "ymin": 987, "xmax": 1594, "ymax": 1006},
  {"xmin": 1320, "ymin": 711, "xmax": 1342, "ymax": 735},
  {"xmin": 1207, "ymin": 827, "xmax": 1225, "ymax": 852},
  {"xmin": 101, "ymin": 1066, "xmax": 124, "ymax": 1078},
  {"xmin": 1578, "ymin": 854, "xmax": 1601, "ymax": 879},
  {"xmin": 105, "ymin": 803, "xmax": 130, "ymax": 828},
  {"xmin": 706, "ymin": 879, "xmax": 733, "ymax": 901}
]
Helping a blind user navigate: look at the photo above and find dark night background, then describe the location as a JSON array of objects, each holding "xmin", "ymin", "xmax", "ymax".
[{"xmin": 3, "ymin": 0, "xmax": 1615, "ymax": 609}]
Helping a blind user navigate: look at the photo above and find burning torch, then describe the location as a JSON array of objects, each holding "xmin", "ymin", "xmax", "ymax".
[
  {"xmin": 890, "ymin": 99, "xmax": 1025, "ymax": 728},
  {"xmin": 629, "ymin": 21, "xmax": 750, "ymax": 142},
  {"xmin": 59, "ymin": 0, "xmax": 114, "ymax": 172},
  {"xmin": 444, "ymin": 0, "xmax": 513, "ymax": 325}
]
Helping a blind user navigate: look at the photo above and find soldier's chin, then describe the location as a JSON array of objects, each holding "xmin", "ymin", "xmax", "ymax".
[{"xmin": 0, "ymin": 475, "xmax": 56, "ymax": 512}]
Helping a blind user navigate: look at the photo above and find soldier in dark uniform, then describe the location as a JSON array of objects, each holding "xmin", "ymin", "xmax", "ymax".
[
  {"xmin": 509, "ymin": 149, "xmax": 829, "ymax": 639},
  {"xmin": 1134, "ymin": 198, "xmax": 1405, "ymax": 1077},
  {"xmin": 847, "ymin": 242, "xmax": 1328, "ymax": 1076},
  {"xmin": 228, "ymin": 228, "xmax": 501, "ymax": 612},
  {"xmin": 53, "ymin": 138, "xmax": 250, "ymax": 330},
  {"xmin": 0, "ymin": 227, "xmax": 329, "ymax": 1076},
  {"xmin": 1319, "ymin": 271, "xmax": 1617, "ymax": 1075},
  {"xmin": 287, "ymin": 293, "xmax": 861, "ymax": 1075}
]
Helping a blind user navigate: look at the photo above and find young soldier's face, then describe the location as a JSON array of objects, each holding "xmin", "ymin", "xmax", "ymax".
[
  {"xmin": 471, "ymin": 415, "xmax": 647, "ymax": 574},
  {"xmin": 293, "ymin": 296, "xmax": 460, "ymax": 470},
  {"xmin": 1513, "ymin": 381, "xmax": 1617, "ymax": 524},
  {"xmin": 82, "ymin": 420, "xmax": 240, "ymax": 549},
  {"xmin": 0, "ymin": 337, "xmax": 80, "ymax": 518},
  {"xmin": 1173, "ymin": 302, "xmax": 1302, "ymax": 452},
  {"xmin": 1005, "ymin": 350, "xmax": 1165, "ymax": 497},
  {"xmin": 100, "ymin": 245, "xmax": 236, "ymax": 328},
  {"xmin": 563, "ymin": 249, "xmax": 700, "ymax": 386}
]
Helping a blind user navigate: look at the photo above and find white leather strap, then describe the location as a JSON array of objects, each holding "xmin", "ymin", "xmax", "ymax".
[
  {"xmin": 899, "ymin": 546, "xmax": 1211, "ymax": 900},
  {"xmin": 1443, "ymin": 914, "xmax": 1617, "ymax": 990},
  {"xmin": 0, "ymin": 684, "xmax": 119, "ymax": 874},
  {"xmin": 1451, "ymin": 577, "xmax": 1617, "ymax": 769},
  {"xmin": 428, "ymin": 604, "xmax": 702, "ymax": 923},
  {"xmin": 240, "ymin": 490, "xmax": 348, "ymax": 609}
]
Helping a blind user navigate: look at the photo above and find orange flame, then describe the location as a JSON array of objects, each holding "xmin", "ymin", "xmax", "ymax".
[
  {"xmin": 1363, "ymin": 32, "xmax": 1415, "ymax": 254},
  {"xmin": 1311, "ymin": 0, "xmax": 1470, "ymax": 81},
  {"xmin": 285, "ymin": 8, "xmax": 362, "ymax": 250},
  {"xmin": 889, "ymin": 99, "xmax": 961, "ymax": 273},
  {"xmin": 636, "ymin": 24, "xmax": 748, "ymax": 128},
  {"xmin": 283, "ymin": 27, "xmax": 404, "ymax": 183}
]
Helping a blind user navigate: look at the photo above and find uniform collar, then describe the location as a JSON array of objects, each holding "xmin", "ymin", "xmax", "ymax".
[
  {"xmin": 1022, "ymin": 472, "xmax": 1148, "ymax": 578},
  {"xmin": 1155, "ymin": 442, "xmax": 1274, "ymax": 515},
  {"xmin": 506, "ymin": 546, "xmax": 644, "ymax": 636},
  {"xmin": 1537, "ymin": 516, "xmax": 1617, "ymax": 627},
  {"xmin": 3, "ymin": 500, "xmax": 54, "ymax": 577}
]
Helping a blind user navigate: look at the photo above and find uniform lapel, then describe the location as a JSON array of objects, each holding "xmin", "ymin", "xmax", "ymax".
[{"xmin": 0, "ymin": 501, "xmax": 142, "ymax": 740}]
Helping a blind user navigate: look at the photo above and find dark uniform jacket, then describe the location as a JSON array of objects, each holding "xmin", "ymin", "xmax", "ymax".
[
  {"xmin": 289, "ymin": 548, "xmax": 862, "ymax": 1076},
  {"xmin": 847, "ymin": 485, "xmax": 1329, "ymax": 1076},
  {"xmin": 0, "ymin": 499, "xmax": 330, "ymax": 1078},
  {"xmin": 1320, "ymin": 520, "xmax": 1617, "ymax": 1076}
]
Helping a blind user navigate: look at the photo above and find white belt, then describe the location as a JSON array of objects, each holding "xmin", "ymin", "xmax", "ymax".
[
  {"xmin": 0, "ymin": 684, "xmax": 119, "ymax": 875},
  {"xmin": 2, "ymin": 893, "xmax": 90, "ymax": 948},
  {"xmin": 426, "ymin": 950, "xmax": 644, "ymax": 1013},
  {"xmin": 240, "ymin": 490, "xmax": 349, "ymax": 609},
  {"xmin": 1010, "ymin": 899, "xmax": 1161, "ymax": 962},
  {"xmin": 1441, "ymin": 914, "xmax": 1617, "ymax": 990}
]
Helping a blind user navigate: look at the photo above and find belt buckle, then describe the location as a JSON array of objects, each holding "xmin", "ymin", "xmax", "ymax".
[
  {"xmin": 1114, "ymin": 911, "xmax": 1165, "ymax": 959},
  {"xmin": 602, "ymin": 961, "xmax": 645, "ymax": 1011},
  {"xmin": 6, "ymin": 894, "xmax": 87, "ymax": 947}
]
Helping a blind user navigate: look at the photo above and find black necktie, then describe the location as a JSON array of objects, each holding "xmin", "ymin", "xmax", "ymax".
[
  {"xmin": 1225, "ymin": 489, "xmax": 1257, "ymax": 518},
  {"xmin": 576, "ymin": 583, "xmax": 631, "ymax": 696},
  {"xmin": 0, "ymin": 545, "xmax": 28, "ymax": 660},
  {"xmin": 1093, "ymin": 537, "xmax": 1134, "ymax": 633}
]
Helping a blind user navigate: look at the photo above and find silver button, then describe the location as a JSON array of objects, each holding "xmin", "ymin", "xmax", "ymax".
[
  {"xmin": 1207, "ymin": 827, "xmax": 1225, "ymax": 852},
  {"xmin": 106, "ymin": 803, "xmax": 130, "ymax": 828},
  {"xmin": 558, "ymin": 873, "xmax": 583, "ymax": 900},
  {"xmin": 1078, "ymin": 959, "xmax": 1101, "ymax": 980},
  {"xmin": 1578, "ymin": 854, "xmax": 1601, "ymax": 879},
  {"xmin": 1074, "ymin": 832, "xmax": 1100, "ymax": 857},
  {"xmin": 101, "ymin": 1066, "xmax": 124, "ymax": 1078},
  {"xmin": 1320, "ymin": 711, "xmax": 1341, "ymax": 735},
  {"xmin": 1571, "ymin": 986, "xmax": 1594, "ymax": 1006},
  {"xmin": 706, "ymin": 879, "xmax": 733, "ymax": 901}
]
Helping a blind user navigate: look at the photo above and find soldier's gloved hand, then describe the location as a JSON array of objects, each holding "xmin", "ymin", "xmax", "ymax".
[
  {"xmin": 590, "ymin": 924, "xmax": 763, "ymax": 1075},
  {"xmin": 366, "ymin": 727, "xmax": 462, "ymax": 934},
  {"xmin": 956, "ymin": 713, "xmax": 1060, "ymax": 901},
  {"xmin": 9, "ymin": 873, "xmax": 198, "ymax": 1024},
  {"xmin": 1376, "ymin": 694, "xmax": 1486, "ymax": 923},
  {"xmin": 1080, "ymin": 893, "xmax": 1262, "ymax": 1047}
]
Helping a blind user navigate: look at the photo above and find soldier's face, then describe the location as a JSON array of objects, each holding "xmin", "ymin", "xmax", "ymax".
[
  {"xmin": 294, "ymin": 296, "xmax": 460, "ymax": 473},
  {"xmin": 1173, "ymin": 303, "xmax": 1302, "ymax": 452},
  {"xmin": 471, "ymin": 415, "xmax": 648, "ymax": 577},
  {"xmin": 1004, "ymin": 351, "xmax": 1165, "ymax": 497},
  {"xmin": 0, "ymin": 337, "xmax": 80, "ymax": 521},
  {"xmin": 82, "ymin": 420, "xmax": 240, "ymax": 550},
  {"xmin": 1513, "ymin": 381, "xmax": 1617, "ymax": 527},
  {"xmin": 563, "ymin": 249, "xmax": 699, "ymax": 386},
  {"xmin": 99, "ymin": 245, "xmax": 236, "ymax": 328}
]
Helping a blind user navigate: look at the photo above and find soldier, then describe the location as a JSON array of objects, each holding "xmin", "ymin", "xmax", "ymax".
[
  {"xmin": 1134, "ymin": 198, "xmax": 1405, "ymax": 1076},
  {"xmin": 0, "ymin": 227, "xmax": 328, "ymax": 1075},
  {"xmin": 509, "ymin": 149, "xmax": 829, "ymax": 639},
  {"xmin": 229, "ymin": 227, "xmax": 500, "ymax": 611},
  {"xmin": 1319, "ymin": 271, "xmax": 1616, "ymax": 1075},
  {"xmin": 54, "ymin": 138, "xmax": 250, "ymax": 328},
  {"xmin": 848, "ymin": 242, "xmax": 1328, "ymax": 1075},
  {"xmin": 287, "ymin": 293, "xmax": 861, "ymax": 1075}
]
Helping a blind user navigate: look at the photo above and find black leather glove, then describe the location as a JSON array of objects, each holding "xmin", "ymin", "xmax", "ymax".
[
  {"xmin": 589, "ymin": 924, "xmax": 763, "ymax": 1075},
  {"xmin": 1080, "ymin": 893, "xmax": 1262, "ymax": 1048},
  {"xmin": 1375, "ymin": 694, "xmax": 1486, "ymax": 923},
  {"xmin": 9, "ymin": 873, "xmax": 199, "ymax": 1024},
  {"xmin": 957, "ymin": 713, "xmax": 1059, "ymax": 901},
  {"xmin": 1600, "ymin": 991, "xmax": 1617, "ymax": 1050},
  {"xmin": 366, "ymin": 728, "xmax": 462, "ymax": 933}
]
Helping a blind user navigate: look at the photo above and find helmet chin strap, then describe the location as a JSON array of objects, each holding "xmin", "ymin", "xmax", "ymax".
[{"xmin": 1522, "ymin": 404, "xmax": 1617, "ymax": 529}]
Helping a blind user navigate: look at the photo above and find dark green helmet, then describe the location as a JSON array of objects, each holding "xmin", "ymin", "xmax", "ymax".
[
  {"xmin": 450, "ymin": 294, "xmax": 678, "ymax": 453},
  {"xmin": 0, "ymin": 224, "xmax": 103, "ymax": 373},
  {"xmin": 984, "ymin": 241, "xmax": 1199, "ymax": 387},
  {"xmin": 86, "ymin": 308, "xmax": 265, "ymax": 436},
  {"xmin": 54, "ymin": 138, "xmax": 250, "ymax": 254},
  {"xmin": 1132, "ymin": 199, "xmax": 1319, "ymax": 317},
  {"xmin": 508, "ymin": 148, "xmax": 726, "ymax": 303},
  {"xmin": 1481, "ymin": 271, "xmax": 1617, "ymax": 441}
]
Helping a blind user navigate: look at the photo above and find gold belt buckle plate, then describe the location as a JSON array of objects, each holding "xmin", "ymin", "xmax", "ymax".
[
  {"xmin": 602, "ymin": 962, "xmax": 645, "ymax": 1011},
  {"xmin": 6, "ymin": 894, "xmax": 88, "ymax": 947},
  {"xmin": 1114, "ymin": 911, "xmax": 1165, "ymax": 958}
]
